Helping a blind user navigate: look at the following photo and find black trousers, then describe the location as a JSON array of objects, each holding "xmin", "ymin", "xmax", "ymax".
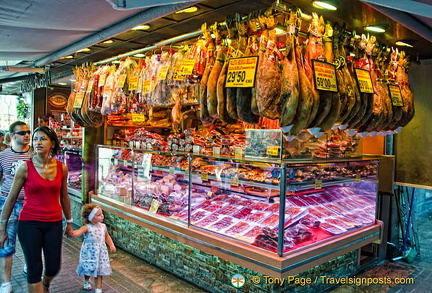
[{"xmin": 18, "ymin": 220, "xmax": 63, "ymax": 284}]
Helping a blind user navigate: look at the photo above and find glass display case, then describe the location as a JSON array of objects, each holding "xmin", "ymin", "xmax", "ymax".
[{"xmin": 95, "ymin": 145, "xmax": 379, "ymax": 257}]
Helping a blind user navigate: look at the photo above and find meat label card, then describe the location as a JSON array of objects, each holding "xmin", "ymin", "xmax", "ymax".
[
  {"xmin": 354, "ymin": 68, "xmax": 374, "ymax": 94},
  {"xmin": 312, "ymin": 60, "xmax": 338, "ymax": 92},
  {"xmin": 225, "ymin": 56, "xmax": 259, "ymax": 88},
  {"xmin": 388, "ymin": 84, "xmax": 404, "ymax": 106},
  {"xmin": 73, "ymin": 92, "xmax": 85, "ymax": 108}
]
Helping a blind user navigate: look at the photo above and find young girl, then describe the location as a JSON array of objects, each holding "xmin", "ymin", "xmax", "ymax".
[{"xmin": 69, "ymin": 204, "xmax": 116, "ymax": 293}]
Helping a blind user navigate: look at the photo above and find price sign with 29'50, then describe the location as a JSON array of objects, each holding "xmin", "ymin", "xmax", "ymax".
[{"xmin": 225, "ymin": 56, "xmax": 259, "ymax": 88}]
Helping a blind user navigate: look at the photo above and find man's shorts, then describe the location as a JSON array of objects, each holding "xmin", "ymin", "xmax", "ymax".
[{"xmin": 0, "ymin": 197, "xmax": 23, "ymax": 257}]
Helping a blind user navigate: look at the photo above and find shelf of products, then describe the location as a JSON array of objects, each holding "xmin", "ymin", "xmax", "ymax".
[{"xmin": 94, "ymin": 145, "xmax": 379, "ymax": 256}]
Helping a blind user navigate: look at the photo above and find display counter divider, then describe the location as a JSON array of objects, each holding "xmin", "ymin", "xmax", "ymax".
[{"xmin": 94, "ymin": 194, "xmax": 381, "ymax": 278}]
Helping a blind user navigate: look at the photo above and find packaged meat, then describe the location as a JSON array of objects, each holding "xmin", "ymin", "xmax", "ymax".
[
  {"xmin": 209, "ymin": 216, "xmax": 237, "ymax": 232},
  {"xmin": 260, "ymin": 214, "xmax": 280, "ymax": 229},
  {"xmin": 320, "ymin": 222, "xmax": 347, "ymax": 235},
  {"xmin": 194, "ymin": 213, "xmax": 222, "ymax": 227},
  {"xmin": 245, "ymin": 211, "xmax": 271, "ymax": 223},
  {"xmin": 251, "ymin": 202, "xmax": 272, "ymax": 211},
  {"xmin": 218, "ymin": 205, "xmax": 243, "ymax": 216},
  {"xmin": 190, "ymin": 209, "xmax": 212, "ymax": 223},
  {"xmin": 233, "ymin": 207, "xmax": 253, "ymax": 219},
  {"xmin": 225, "ymin": 221, "xmax": 251, "ymax": 236},
  {"xmin": 287, "ymin": 197, "xmax": 308, "ymax": 207}
]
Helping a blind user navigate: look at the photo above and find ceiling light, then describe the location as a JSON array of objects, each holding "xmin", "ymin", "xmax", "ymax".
[
  {"xmin": 364, "ymin": 24, "xmax": 388, "ymax": 33},
  {"xmin": 69, "ymin": 79, "xmax": 76, "ymax": 82},
  {"xmin": 312, "ymin": 0, "xmax": 338, "ymax": 10},
  {"xmin": 395, "ymin": 39, "xmax": 416, "ymax": 48},
  {"xmin": 102, "ymin": 40, "xmax": 114, "ymax": 44},
  {"xmin": 58, "ymin": 82, "xmax": 67, "ymax": 86},
  {"xmin": 76, "ymin": 48, "xmax": 91, "ymax": 53},
  {"xmin": 112, "ymin": 60, "xmax": 120, "ymax": 64},
  {"xmin": 60, "ymin": 55, "xmax": 74, "ymax": 59},
  {"xmin": 132, "ymin": 24, "xmax": 151, "ymax": 30},
  {"xmin": 133, "ymin": 53, "xmax": 145, "ymax": 58},
  {"xmin": 175, "ymin": 6, "xmax": 198, "ymax": 14}
]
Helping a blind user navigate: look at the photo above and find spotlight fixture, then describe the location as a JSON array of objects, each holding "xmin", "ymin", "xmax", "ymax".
[
  {"xmin": 364, "ymin": 24, "xmax": 389, "ymax": 33},
  {"xmin": 312, "ymin": 0, "xmax": 338, "ymax": 10},
  {"xmin": 60, "ymin": 55, "xmax": 74, "ymax": 59},
  {"xmin": 395, "ymin": 39, "xmax": 417, "ymax": 48},
  {"xmin": 102, "ymin": 40, "xmax": 114, "ymax": 44},
  {"xmin": 76, "ymin": 48, "xmax": 91, "ymax": 53},
  {"xmin": 132, "ymin": 24, "xmax": 151, "ymax": 30},
  {"xmin": 175, "ymin": 6, "xmax": 199, "ymax": 14}
]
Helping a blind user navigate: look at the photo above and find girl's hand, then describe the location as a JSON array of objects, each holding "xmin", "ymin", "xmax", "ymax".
[{"xmin": 109, "ymin": 244, "xmax": 116, "ymax": 253}]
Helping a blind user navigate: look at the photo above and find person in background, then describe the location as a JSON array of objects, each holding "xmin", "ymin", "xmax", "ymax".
[
  {"xmin": 3, "ymin": 133, "xmax": 10, "ymax": 148},
  {"xmin": 0, "ymin": 132, "xmax": 6, "ymax": 152},
  {"xmin": 0, "ymin": 121, "xmax": 32, "ymax": 293},
  {"xmin": 37, "ymin": 116, "xmax": 49, "ymax": 127},
  {"xmin": 0, "ymin": 126, "xmax": 73, "ymax": 293},
  {"xmin": 68, "ymin": 204, "xmax": 115, "ymax": 293}
]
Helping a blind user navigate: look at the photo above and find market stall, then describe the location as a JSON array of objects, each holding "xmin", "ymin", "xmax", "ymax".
[{"xmin": 57, "ymin": 1, "xmax": 419, "ymax": 291}]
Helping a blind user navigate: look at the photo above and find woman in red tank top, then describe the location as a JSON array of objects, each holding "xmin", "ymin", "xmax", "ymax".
[{"xmin": 0, "ymin": 126, "xmax": 73, "ymax": 293}]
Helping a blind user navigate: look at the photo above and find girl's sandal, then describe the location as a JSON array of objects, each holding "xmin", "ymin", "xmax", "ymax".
[{"xmin": 42, "ymin": 281, "xmax": 50, "ymax": 293}]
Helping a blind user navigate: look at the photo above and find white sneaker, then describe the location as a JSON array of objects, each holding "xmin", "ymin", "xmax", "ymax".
[
  {"xmin": 0, "ymin": 282, "xmax": 12, "ymax": 293},
  {"xmin": 23, "ymin": 263, "xmax": 27, "ymax": 274}
]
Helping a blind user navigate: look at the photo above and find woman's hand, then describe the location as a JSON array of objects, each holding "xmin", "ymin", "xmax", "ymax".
[
  {"xmin": 0, "ymin": 230, "xmax": 9, "ymax": 248},
  {"xmin": 65, "ymin": 223, "xmax": 73, "ymax": 237},
  {"xmin": 109, "ymin": 244, "xmax": 116, "ymax": 253}
]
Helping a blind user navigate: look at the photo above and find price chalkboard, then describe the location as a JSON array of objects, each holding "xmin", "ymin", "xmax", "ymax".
[
  {"xmin": 312, "ymin": 60, "xmax": 338, "ymax": 92},
  {"xmin": 225, "ymin": 56, "xmax": 258, "ymax": 88},
  {"xmin": 355, "ymin": 68, "xmax": 374, "ymax": 94}
]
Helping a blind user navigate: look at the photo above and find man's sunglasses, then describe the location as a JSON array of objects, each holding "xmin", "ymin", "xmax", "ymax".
[{"xmin": 13, "ymin": 130, "xmax": 31, "ymax": 135}]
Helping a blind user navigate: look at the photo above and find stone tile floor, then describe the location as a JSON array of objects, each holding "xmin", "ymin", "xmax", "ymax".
[{"xmin": 6, "ymin": 207, "xmax": 432, "ymax": 292}]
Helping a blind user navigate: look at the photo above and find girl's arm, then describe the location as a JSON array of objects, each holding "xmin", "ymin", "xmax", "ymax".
[
  {"xmin": 105, "ymin": 228, "xmax": 116, "ymax": 252},
  {"xmin": 0, "ymin": 163, "xmax": 27, "ymax": 247},
  {"xmin": 60, "ymin": 164, "xmax": 73, "ymax": 236},
  {"xmin": 68, "ymin": 225, "xmax": 88, "ymax": 237}
]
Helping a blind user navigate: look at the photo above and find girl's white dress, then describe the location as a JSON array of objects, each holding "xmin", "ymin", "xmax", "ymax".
[{"xmin": 76, "ymin": 223, "xmax": 112, "ymax": 277}]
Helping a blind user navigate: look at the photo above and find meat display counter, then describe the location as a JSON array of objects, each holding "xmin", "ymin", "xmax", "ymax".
[{"xmin": 92, "ymin": 145, "xmax": 383, "ymax": 280}]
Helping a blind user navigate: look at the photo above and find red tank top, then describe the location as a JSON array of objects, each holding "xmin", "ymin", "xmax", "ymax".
[{"xmin": 19, "ymin": 160, "xmax": 63, "ymax": 222}]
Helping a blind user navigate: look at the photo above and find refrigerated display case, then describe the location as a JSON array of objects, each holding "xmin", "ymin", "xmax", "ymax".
[{"xmin": 93, "ymin": 145, "xmax": 382, "ymax": 280}]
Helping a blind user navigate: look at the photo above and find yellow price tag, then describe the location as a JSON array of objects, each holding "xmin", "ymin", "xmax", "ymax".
[
  {"xmin": 231, "ymin": 176, "xmax": 239, "ymax": 187},
  {"xmin": 234, "ymin": 147, "xmax": 243, "ymax": 159},
  {"xmin": 158, "ymin": 65, "xmax": 169, "ymax": 80},
  {"xmin": 128, "ymin": 76, "xmax": 138, "ymax": 91},
  {"xmin": 149, "ymin": 199, "xmax": 160, "ymax": 213},
  {"xmin": 173, "ymin": 64, "xmax": 185, "ymax": 81},
  {"xmin": 225, "ymin": 56, "xmax": 258, "ymax": 88},
  {"xmin": 315, "ymin": 180, "xmax": 323, "ymax": 189},
  {"xmin": 388, "ymin": 84, "xmax": 404, "ymax": 106},
  {"xmin": 179, "ymin": 59, "xmax": 196, "ymax": 75},
  {"xmin": 201, "ymin": 173, "xmax": 209, "ymax": 181},
  {"xmin": 142, "ymin": 80, "xmax": 151, "ymax": 94},
  {"xmin": 117, "ymin": 74, "xmax": 127, "ymax": 88},
  {"xmin": 266, "ymin": 146, "xmax": 280, "ymax": 157},
  {"xmin": 355, "ymin": 174, "xmax": 361, "ymax": 182},
  {"xmin": 73, "ymin": 92, "xmax": 85, "ymax": 108},
  {"xmin": 355, "ymin": 68, "xmax": 374, "ymax": 94},
  {"xmin": 98, "ymin": 74, "xmax": 106, "ymax": 87},
  {"xmin": 131, "ymin": 113, "xmax": 145, "ymax": 123},
  {"xmin": 313, "ymin": 60, "xmax": 338, "ymax": 92},
  {"xmin": 213, "ymin": 147, "xmax": 221, "ymax": 155}
]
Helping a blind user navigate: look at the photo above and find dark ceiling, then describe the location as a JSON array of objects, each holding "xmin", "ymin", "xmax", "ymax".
[{"xmin": 1, "ymin": 0, "xmax": 432, "ymax": 94}]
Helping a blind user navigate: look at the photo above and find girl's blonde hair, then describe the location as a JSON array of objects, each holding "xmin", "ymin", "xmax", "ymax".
[{"xmin": 81, "ymin": 203, "xmax": 100, "ymax": 224}]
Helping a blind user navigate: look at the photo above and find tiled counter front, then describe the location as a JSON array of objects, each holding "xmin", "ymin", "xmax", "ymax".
[{"xmin": 103, "ymin": 210, "xmax": 361, "ymax": 293}]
